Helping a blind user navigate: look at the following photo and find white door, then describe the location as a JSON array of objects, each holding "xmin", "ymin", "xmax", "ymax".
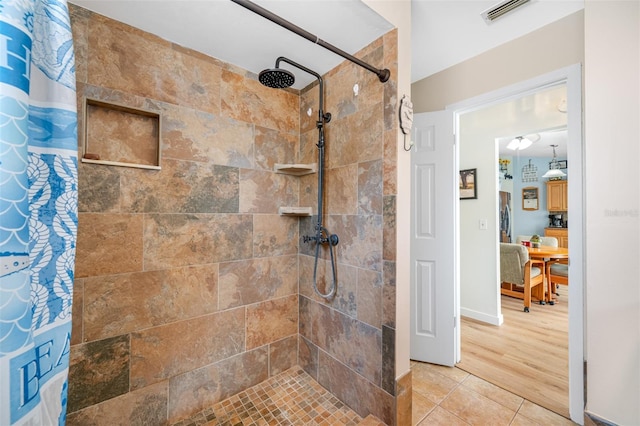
[{"xmin": 410, "ymin": 110, "xmax": 458, "ymax": 366}]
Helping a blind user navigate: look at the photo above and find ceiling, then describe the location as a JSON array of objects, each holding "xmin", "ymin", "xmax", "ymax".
[
  {"xmin": 490, "ymin": 84, "xmax": 569, "ymax": 158},
  {"xmin": 69, "ymin": 0, "xmax": 584, "ymax": 87},
  {"xmin": 411, "ymin": 1, "xmax": 583, "ymax": 82},
  {"xmin": 69, "ymin": 0, "xmax": 582, "ymax": 155},
  {"xmin": 70, "ymin": 0, "xmax": 394, "ymax": 90}
]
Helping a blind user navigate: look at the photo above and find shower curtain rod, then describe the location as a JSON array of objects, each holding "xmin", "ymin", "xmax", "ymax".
[{"xmin": 231, "ymin": 0, "xmax": 391, "ymax": 83}]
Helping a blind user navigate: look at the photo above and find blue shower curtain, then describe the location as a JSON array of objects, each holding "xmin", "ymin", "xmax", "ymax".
[{"xmin": 0, "ymin": 0, "xmax": 77, "ymax": 424}]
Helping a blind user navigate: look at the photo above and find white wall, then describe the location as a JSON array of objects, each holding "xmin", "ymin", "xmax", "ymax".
[
  {"xmin": 459, "ymin": 116, "xmax": 502, "ymax": 322},
  {"xmin": 362, "ymin": 0, "xmax": 412, "ymax": 381},
  {"xmin": 584, "ymin": 1, "xmax": 640, "ymax": 424},
  {"xmin": 412, "ymin": 11, "xmax": 584, "ymax": 113}
]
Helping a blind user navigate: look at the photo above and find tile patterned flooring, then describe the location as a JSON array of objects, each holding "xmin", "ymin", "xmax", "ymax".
[
  {"xmin": 171, "ymin": 367, "xmax": 366, "ymax": 426},
  {"xmin": 174, "ymin": 363, "xmax": 577, "ymax": 426},
  {"xmin": 411, "ymin": 361, "xmax": 577, "ymax": 425}
]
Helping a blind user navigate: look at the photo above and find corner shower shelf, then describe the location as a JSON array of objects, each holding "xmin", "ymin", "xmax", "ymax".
[
  {"xmin": 274, "ymin": 163, "xmax": 317, "ymax": 176},
  {"xmin": 275, "ymin": 163, "xmax": 316, "ymax": 216},
  {"xmin": 278, "ymin": 206, "xmax": 313, "ymax": 217}
]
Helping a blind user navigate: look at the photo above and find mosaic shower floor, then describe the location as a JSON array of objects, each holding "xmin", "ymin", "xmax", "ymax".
[{"xmin": 171, "ymin": 367, "xmax": 373, "ymax": 426}]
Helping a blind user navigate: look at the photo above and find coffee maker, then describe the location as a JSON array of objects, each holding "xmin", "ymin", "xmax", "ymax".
[{"xmin": 549, "ymin": 214, "xmax": 564, "ymax": 227}]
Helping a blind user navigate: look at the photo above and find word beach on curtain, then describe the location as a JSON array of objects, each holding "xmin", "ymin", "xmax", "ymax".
[{"xmin": 0, "ymin": 0, "xmax": 78, "ymax": 424}]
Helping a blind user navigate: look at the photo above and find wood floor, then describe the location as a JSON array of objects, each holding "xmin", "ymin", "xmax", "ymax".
[{"xmin": 456, "ymin": 286, "xmax": 569, "ymax": 418}]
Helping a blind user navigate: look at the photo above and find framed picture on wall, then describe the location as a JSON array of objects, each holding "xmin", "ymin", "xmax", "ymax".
[
  {"xmin": 522, "ymin": 186, "xmax": 539, "ymax": 210},
  {"xmin": 459, "ymin": 168, "xmax": 477, "ymax": 200}
]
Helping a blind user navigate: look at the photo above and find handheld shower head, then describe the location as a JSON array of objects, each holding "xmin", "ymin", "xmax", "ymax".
[{"xmin": 259, "ymin": 67, "xmax": 295, "ymax": 88}]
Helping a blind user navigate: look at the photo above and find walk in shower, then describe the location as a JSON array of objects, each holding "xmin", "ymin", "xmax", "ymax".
[{"xmin": 67, "ymin": 1, "xmax": 399, "ymax": 424}]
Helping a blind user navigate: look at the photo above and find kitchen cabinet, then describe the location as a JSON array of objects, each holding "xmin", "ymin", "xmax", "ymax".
[
  {"xmin": 545, "ymin": 228, "xmax": 568, "ymax": 248},
  {"xmin": 546, "ymin": 180, "xmax": 568, "ymax": 211}
]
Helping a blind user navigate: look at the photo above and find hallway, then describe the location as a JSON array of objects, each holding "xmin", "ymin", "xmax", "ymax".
[{"xmin": 457, "ymin": 287, "xmax": 570, "ymax": 416}]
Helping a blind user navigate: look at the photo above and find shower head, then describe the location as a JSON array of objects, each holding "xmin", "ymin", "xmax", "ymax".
[
  {"xmin": 259, "ymin": 57, "xmax": 330, "ymax": 125},
  {"xmin": 259, "ymin": 67, "xmax": 295, "ymax": 88}
]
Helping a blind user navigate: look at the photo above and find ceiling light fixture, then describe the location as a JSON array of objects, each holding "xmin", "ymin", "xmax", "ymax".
[
  {"xmin": 542, "ymin": 144, "xmax": 567, "ymax": 179},
  {"xmin": 525, "ymin": 133, "xmax": 541, "ymax": 143},
  {"xmin": 506, "ymin": 136, "xmax": 532, "ymax": 151}
]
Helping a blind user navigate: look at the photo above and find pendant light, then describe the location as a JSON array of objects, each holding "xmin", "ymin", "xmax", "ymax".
[{"xmin": 542, "ymin": 144, "xmax": 566, "ymax": 179}]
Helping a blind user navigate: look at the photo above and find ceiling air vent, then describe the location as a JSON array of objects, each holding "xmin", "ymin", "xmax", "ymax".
[{"xmin": 481, "ymin": 0, "xmax": 531, "ymax": 23}]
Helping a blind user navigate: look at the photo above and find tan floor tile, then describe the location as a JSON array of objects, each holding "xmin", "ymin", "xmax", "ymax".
[
  {"xmin": 172, "ymin": 367, "xmax": 364, "ymax": 426},
  {"xmin": 413, "ymin": 361, "xmax": 469, "ymax": 383},
  {"xmin": 412, "ymin": 363, "xmax": 461, "ymax": 404},
  {"xmin": 358, "ymin": 414, "xmax": 386, "ymax": 425},
  {"xmin": 417, "ymin": 406, "xmax": 470, "ymax": 425},
  {"xmin": 413, "ymin": 390, "xmax": 437, "ymax": 425},
  {"xmin": 174, "ymin": 362, "xmax": 575, "ymax": 426},
  {"xmin": 510, "ymin": 413, "xmax": 540, "ymax": 426},
  {"xmin": 517, "ymin": 400, "xmax": 576, "ymax": 425},
  {"xmin": 440, "ymin": 386, "xmax": 516, "ymax": 426},
  {"xmin": 461, "ymin": 374, "xmax": 524, "ymax": 412}
]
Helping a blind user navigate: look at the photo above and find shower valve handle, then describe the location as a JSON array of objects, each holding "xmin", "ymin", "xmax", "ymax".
[{"xmin": 303, "ymin": 233, "xmax": 338, "ymax": 246}]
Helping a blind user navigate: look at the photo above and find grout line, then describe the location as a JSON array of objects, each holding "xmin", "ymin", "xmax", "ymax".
[{"xmin": 510, "ymin": 399, "xmax": 526, "ymax": 425}]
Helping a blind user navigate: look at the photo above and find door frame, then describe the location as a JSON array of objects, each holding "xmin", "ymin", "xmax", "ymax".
[{"xmin": 448, "ymin": 64, "xmax": 584, "ymax": 423}]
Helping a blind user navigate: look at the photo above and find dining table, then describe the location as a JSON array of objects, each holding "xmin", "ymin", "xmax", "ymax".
[{"xmin": 527, "ymin": 244, "xmax": 569, "ymax": 303}]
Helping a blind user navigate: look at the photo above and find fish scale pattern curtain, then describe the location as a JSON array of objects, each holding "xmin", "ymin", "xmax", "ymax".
[{"xmin": 0, "ymin": 0, "xmax": 77, "ymax": 424}]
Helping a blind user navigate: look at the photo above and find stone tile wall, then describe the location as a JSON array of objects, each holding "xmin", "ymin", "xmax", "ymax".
[
  {"xmin": 68, "ymin": 4, "xmax": 400, "ymax": 425},
  {"xmin": 297, "ymin": 31, "xmax": 399, "ymax": 425},
  {"xmin": 68, "ymin": 5, "xmax": 300, "ymax": 424}
]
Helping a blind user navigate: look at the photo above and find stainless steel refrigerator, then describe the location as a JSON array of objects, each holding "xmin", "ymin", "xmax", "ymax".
[{"xmin": 499, "ymin": 191, "xmax": 512, "ymax": 243}]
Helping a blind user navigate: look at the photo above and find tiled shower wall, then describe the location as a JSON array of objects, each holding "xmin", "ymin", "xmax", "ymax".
[
  {"xmin": 296, "ymin": 32, "xmax": 399, "ymax": 425},
  {"xmin": 67, "ymin": 4, "xmax": 400, "ymax": 425}
]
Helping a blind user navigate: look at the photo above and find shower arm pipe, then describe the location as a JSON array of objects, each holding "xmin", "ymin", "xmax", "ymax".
[
  {"xmin": 231, "ymin": 0, "xmax": 391, "ymax": 83},
  {"xmin": 276, "ymin": 57, "xmax": 325, "ymax": 122}
]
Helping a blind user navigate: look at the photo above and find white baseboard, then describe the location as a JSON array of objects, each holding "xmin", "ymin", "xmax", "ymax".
[{"xmin": 460, "ymin": 307, "xmax": 503, "ymax": 326}]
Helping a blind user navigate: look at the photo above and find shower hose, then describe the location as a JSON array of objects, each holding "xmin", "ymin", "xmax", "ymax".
[{"xmin": 311, "ymin": 225, "xmax": 338, "ymax": 300}]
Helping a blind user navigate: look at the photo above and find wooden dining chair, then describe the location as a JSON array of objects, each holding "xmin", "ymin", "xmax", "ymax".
[
  {"xmin": 500, "ymin": 243, "xmax": 546, "ymax": 312},
  {"xmin": 514, "ymin": 235, "xmax": 559, "ymax": 302},
  {"xmin": 546, "ymin": 260, "xmax": 568, "ymax": 305}
]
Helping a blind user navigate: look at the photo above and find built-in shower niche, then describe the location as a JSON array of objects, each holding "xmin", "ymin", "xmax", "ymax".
[
  {"xmin": 82, "ymin": 98, "xmax": 162, "ymax": 170},
  {"xmin": 275, "ymin": 163, "xmax": 316, "ymax": 216}
]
